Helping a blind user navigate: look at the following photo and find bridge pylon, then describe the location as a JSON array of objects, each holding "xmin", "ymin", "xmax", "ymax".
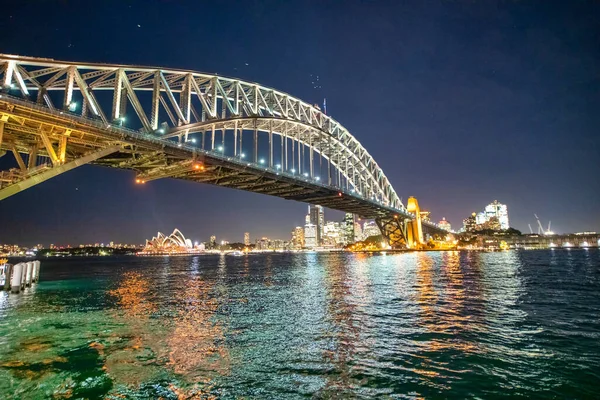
[
  {"xmin": 376, "ymin": 216, "xmax": 408, "ymax": 249},
  {"xmin": 405, "ymin": 196, "xmax": 424, "ymax": 248},
  {"xmin": 376, "ymin": 197, "xmax": 424, "ymax": 249}
]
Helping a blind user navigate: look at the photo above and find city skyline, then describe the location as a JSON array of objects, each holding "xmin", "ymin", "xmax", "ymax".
[{"xmin": 0, "ymin": 1, "xmax": 598, "ymax": 244}]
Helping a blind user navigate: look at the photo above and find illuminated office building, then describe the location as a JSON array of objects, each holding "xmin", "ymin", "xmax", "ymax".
[{"xmin": 438, "ymin": 218, "xmax": 451, "ymax": 231}]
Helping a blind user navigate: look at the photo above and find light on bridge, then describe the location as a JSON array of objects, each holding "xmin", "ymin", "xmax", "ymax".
[
  {"xmin": 338, "ymin": 192, "xmax": 342, "ymax": 197},
  {"xmin": 276, "ymin": 164, "xmax": 281, "ymax": 170},
  {"xmin": 303, "ymin": 172, "xmax": 308, "ymax": 177},
  {"xmin": 240, "ymin": 153, "xmax": 246, "ymax": 158},
  {"xmin": 290, "ymin": 168, "xmax": 296, "ymax": 173},
  {"xmin": 259, "ymin": 158, "xmax": 265, "ymax": 164},
  {"xmin": 315, "ymin": 176, "xmax": 320, "ymax": 181},
  {"xmin": 217, "ymin": 146, "xmax": 224, "ymax": 152},
  {"xmin": 190, "ymin": 138, "xmax": 197, "ymax": 143}
]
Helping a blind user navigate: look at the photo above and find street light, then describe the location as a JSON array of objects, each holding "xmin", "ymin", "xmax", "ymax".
[
  {"xmin": 217, "ymin": 146, "xmax": 223, "ymax": 152},
  {"xmin": 259, "ymin": 158, "xmax": 265, "ymax": 164},
  {"xmin": 240, "ymin": 153, "xmax": 246, "ymax": 159}
]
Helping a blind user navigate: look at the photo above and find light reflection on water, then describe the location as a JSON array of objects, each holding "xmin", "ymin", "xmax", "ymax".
[{"xmin": 0, "ymin": 250, "xmax": 599, "ymax": 398}]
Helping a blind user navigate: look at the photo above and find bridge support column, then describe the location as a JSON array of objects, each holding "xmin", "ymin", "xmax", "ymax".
[
  {"xmin": 405, "ymin": 196, "xmax": 424, "ymax": 248},
  {"xmin": 376, "ymin": 216, "xmax": 408, "ymax": 249}
]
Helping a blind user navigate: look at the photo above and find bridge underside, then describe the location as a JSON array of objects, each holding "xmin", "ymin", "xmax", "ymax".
[{"xmin": 0, "ymin": 97, "xmax": 403, "ymax": 221}]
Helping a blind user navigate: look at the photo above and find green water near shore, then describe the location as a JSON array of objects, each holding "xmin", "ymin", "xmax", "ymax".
[{"xmin": 1, "ymin": 251, "xmax": 599, "ymax": 398}]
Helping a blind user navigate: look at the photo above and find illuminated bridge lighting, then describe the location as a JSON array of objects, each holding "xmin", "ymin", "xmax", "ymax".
[{"xmin": 0, "ymin": 53, "xmax": 450, "ymax": 250}]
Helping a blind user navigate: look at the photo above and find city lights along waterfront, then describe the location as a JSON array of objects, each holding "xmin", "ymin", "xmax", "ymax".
[
  {"xmin": 1, "ymin": 1, "xmax": 599, "ymax": 397},
  {"xmin": 1, "ymin": 251, "xmax": 599, "ymax": 398}
]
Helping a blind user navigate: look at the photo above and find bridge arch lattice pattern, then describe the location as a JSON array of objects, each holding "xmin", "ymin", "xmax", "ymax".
[{"xmin": 0, "ymin": 54, "xmax": 447, "ymax": 247}]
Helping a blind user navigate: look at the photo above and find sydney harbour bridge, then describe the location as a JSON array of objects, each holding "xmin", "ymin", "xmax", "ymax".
[{"xmin": 0, "ymin": 54, "xmax": 446, "ymax": 248}]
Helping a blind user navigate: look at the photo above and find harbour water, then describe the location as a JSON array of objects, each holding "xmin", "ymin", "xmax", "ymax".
[{"xmin": 0, "ymin": 250, "xmax": 599, "ymax": 398}]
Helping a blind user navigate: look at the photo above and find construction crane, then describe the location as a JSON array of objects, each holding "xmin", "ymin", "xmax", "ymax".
[
  {"xmin": 533, "ymin": 214, "xmax": 555, "ymax": 235},
  {"xmin": 546, "ymin": 221, "xmax": 555, "ymax": 235},
  {"xmin": 528, "ymin": 224, "xmax": 534, "ymax": 234},
  {"xmin": 535, "ymin": 214, "xmax": 544, "ymax": 235}
]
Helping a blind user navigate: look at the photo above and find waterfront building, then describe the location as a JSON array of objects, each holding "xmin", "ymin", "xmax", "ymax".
[
  {"xmin": 463, "ymin": 213, "xmax": 477, "ymax": 232},
  {"xmin": 479, "ymin": 216, "xmax": 501, "ymax": 231},
  {"xmin": 209, "ymin": 235, "xmax": 217, "ymax": 249},
  {"xmin": 474, "ymin": 200, "xmax": 510, "ymax": 230},
  {"xmin": 304, "ymin": 223, "xmax": 318, "ymax": 248},
  {"xmin": 308, "ymin": 205, "xmax": 324, "ymax": 245},
  {"xmin": 485, "ymin": 200, "xmax": 509, "ymax": 230},
  {"xmin": 256, "ymin": 237, "xmax": 270, "ymax": 250},
  {"xmin": 244, "ymin": 232, "xmax": 250, "ymax": 246},
  {"xmin": 144, "ymin": 229, "xmax": 193, "ymax": 253},
  {"xmin": 323, "ymin": 221, "xmax": 344, "ymax": 247},
  {"xmin": 438, "ymin": 217, "xmax": 451, "ymax": 231},
  {"xmin": 344, "ymin": 213, "xmax": 355, "ymax": 244},
  {"xmin": 362, "ymin": 220, "xmax": 381, "ymax": 239},
  {"xmin": 476, "ymin": 212, "xmax": 487, "ymax": 225},
  {"xmin": 292, "ymin": 226, "xmax": 305, "ymax": 249},
  {"xmin": 354, "ymin": 221, "xmax": 363, "ymax": 242}
]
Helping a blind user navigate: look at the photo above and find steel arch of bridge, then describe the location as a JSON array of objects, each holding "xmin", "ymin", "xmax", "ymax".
[
  {"xmin": 0, "ymin": 54, "xmax": 448, "ymax": 247},
  {"xmin": 0, "ymin": 54, "xmax": 401, "ymax": 210}
]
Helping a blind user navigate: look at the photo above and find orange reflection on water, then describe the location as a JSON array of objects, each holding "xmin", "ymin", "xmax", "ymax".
[
  {"xmin": 415, "ymin": 252, "xmax": 480, "ymax": 353},
  {"xmin": 109, "ymin": 271, "xmax": 157, "ymax": 317},
  {"xmin": 106, "ymin": 271, "xmax": 160, "ymax": 386},
  {"xmin": 166, "ymin": 276, "xmax": 230, "ymax": 381},
  {"xmin": 320, "ymin": 255, "xmax": 360, "ymax": 394}
]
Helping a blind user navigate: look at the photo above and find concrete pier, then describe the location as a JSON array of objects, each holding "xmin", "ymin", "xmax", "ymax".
[
  {"xmin": 2, "ymin": 260, "xmax": 42, "ymax": 293},
  {"xmin": 11, "ymin": 263, "xmax": 24, "ymax": 293},
  {"xmin": 20, "ymin": 263, "xmax": 27, "ymax": 290},
  {"xmin": 1, "ymin": 263, "xmax": 11, "ymax": 290},
  {"xmin": 32, "ymin": 261, "xmax": 38, "ymax": 283},
  {"xmin": 25, "ymin": 262, "xmax": 33, "ymax": 286},
  {"xmin": 34, "ymin": 260, "xmax": 41, "ymax": 282}
]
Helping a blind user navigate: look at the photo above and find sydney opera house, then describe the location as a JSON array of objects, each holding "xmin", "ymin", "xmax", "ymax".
[{"xmin": 141, "ymin": 229, "xmax": 195, "ymax": 254}]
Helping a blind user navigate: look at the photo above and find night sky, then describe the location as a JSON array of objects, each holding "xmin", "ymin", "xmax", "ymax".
[{"xmin": 0, "ymin": 1, "xmax": 598, "ymax": 246}]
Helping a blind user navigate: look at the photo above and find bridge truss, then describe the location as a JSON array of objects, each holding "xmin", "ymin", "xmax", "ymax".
[{"xmin": 0, "ymin": 54, "xmax": 446, "ymax": 247}]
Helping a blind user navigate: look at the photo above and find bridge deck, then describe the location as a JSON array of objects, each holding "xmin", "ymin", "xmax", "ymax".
[{"xmin": 0, "ymin": 95, "xmax": 423, "ymax": 221}]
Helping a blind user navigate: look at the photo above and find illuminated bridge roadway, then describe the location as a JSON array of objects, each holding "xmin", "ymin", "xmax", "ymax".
[{"xmin": 0, "ymin": 54, "xmax": 447, "ymax": 248}]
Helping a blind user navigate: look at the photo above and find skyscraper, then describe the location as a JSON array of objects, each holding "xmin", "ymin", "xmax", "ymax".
[
  {"xmin": 308, "ymin": 205, "xmax": 324, "ymax": 245},
  {"xmin": 304, "ymin": 223, "xmax": 317, "ymax": 248},
  {"xmin": 244, "ymin": 232, "xmax": 250, "ymax": 246},
  {"xmin": 354, "ymin": 221, "xmax": 363, "ymax": 242},
  {"xmin": 343, "ymin": 213, "xmax": 355, "ymax": 244},
  {"xmin": 291, "ymin": 226, "xmax": 304, "ymax": 249},
  {"xmin": 463, "ymin": 213, "xmax": 477, "ymax": 232},
  {"xmin": 485, "ymin": 200, "xmax": 509, "ymax": 230},
  {"xmin": 362, "ymin": 220, "xmax": 381, "ymax": 238}
]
